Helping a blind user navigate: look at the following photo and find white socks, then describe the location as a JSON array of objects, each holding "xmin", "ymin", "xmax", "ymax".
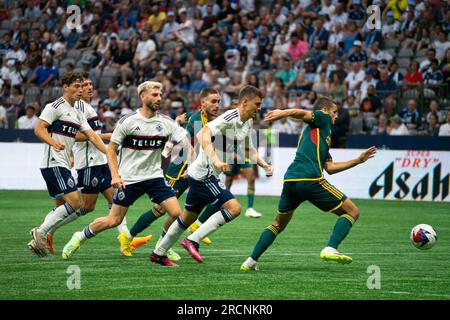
[
  {"xmin": 117, "ymin": 217, "xmax": 129, "ymax": 234},
  {"xmin": 154, "ymin": 217, "xmax": 187, "ymax": 256},
  {"xmin": 187, "ymin": 209, "xmax": 234, "ymax": 244},
  {"xmin": 39, "ymin": 203, "xmax": 76, "ymax": 235}
]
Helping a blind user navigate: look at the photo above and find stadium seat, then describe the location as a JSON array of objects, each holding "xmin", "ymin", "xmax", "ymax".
[
  {"xmin": 24, "ymin": 86, "xmax": 41, "ymax": 107},
  {"xmin": 398, "ymin": 48, "xmax": 414, "ymax": 58},
  {"xmin": 385, "ymin": 48, "xmax": 396, "ymax": 57},
  {"xmin": 416, "ymin": 48, "xmax": 428, "ymax": 58},
  {"xmin": 0, "ymin": 20, "xmax": 12, "ymax": 29},
  {"xmin": 65, "ymin": 49, "xmax": 82, "ymax": 61},
  {"xmin": 383, "ymin": 39, "xmax": 400, "ymax": 49},
  {"xmin": 59, "ymin": 58, "xmax": 76, "ymax": 68},
  {"xmin": 397, "ymin": 58, "xmax": 411, "ymax": 68}
]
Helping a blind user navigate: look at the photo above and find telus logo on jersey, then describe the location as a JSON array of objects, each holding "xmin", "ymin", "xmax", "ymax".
[
  {"xmin": 123, "ymin": 135, "xmax": 167, "ymax": 150},
  {"xmin": 49, "ymin": 120, "xmax": 81, "ymax": 138}
]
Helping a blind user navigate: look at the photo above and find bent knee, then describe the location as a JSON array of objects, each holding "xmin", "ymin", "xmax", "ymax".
[
  {"xmin": 227, "ymin": 202, "xmax": 241, "ymax": 217},
  {"xmin": 66, "ymin": 199, "xmax": 83, "ymax": 211}
]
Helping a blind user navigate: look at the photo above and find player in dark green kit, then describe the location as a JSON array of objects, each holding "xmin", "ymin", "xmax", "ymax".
[
  {"xmin": 120, "ymin": 88, "xmax": 221, "ymax": 260},
  {"xmin": 241, "ymin": 97, "xmax": 377, "ymax": 270}
]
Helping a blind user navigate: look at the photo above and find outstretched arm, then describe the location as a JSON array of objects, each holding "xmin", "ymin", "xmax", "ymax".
[
  {"xmin": 264, "ymin": 109, "xmax": 314, "ymax": 122},
  {"xmin": 247, "ymin": 147, "xmax": 273, "ymax": 177},
  {"xmin": 75, "ymin": 132, "xmax": 112, "ymax": 142},
  {"xmin": 324, "ymin": 146, "xmax": 377, "ymax": 175},
  {"xmin": 82, "ymin": 128, "xmax": 107, "ymax": 154}
]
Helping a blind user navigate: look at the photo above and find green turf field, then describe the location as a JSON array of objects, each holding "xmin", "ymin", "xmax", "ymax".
[{"xmin": 0, "ymin": 190, "xmax": 449, "ymax": 300}]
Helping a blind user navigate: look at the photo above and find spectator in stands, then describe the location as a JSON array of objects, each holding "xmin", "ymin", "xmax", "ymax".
[
  {"xmin": 0, "ymin": 103, "xmax": 6, "ymax": 128},
  {"xmin": 329, "ymin": 72, "xmax": 346, "ymax": 102},
  {"xmin": 347, "ymin": 40, "xmax": 368, "ymax": 63},
  {"xmin": 376, "ymin": 68, "xmax": 397, "ymax": 100},
  {"xmin": 360, "ymin": 67, "xmax": 377, "ymax": 100},
  {"xmin": 5, "ymin": 40, "xmax": 26, "ymax": 68},
  {"xmin": 158, "ymin": 11, "xmax": 179, "ymax": 47},
  {"xmin": 369, "ymin": 41, "xmax": 393, "ymax": 65},
  {"xmin": 398, "ymin": 99, "xmax": 421, "ymax": 132},
  {"xmin": 173, "ymin": 8, "xmax": 196, "ymax": 46},
  {"xmin": 403, "ymin": 60, "xmax": 422, "ymax": 96},
  {"xmin": 388, "ymin": 61, "xmax": 404, "ymax": 85},
  {"xmin": 423, "ymin": 58, "xmax": 444, "ymax": 97},
  {"xmin": 133, "ymin": 30, "xmax": 156, "ymax": 69},
  {"xmin": 345, "ymin": 62, "xmax": 365, "ymax": 97},
  {"xmin": 271, "ymin": 116, "xmax": 298, "ymax": 134},
  {"xmin": 360, "ymin": 85, "xmax": 383, "ymax": 130},
  {"xmin": 190, "ymin": 69, "xmax": 209, "ymax": 95},
  {"xmin": 433, "ymin": 30, "xmax": 450, "ymax": 60},
  {"xmin": 421, "ymin": 112, "xmax": 440, "ymax": 136},
  {"xmin": 426, "ymin": 99, "xmax": 446, "ymax": 124},
  {"xmin": 17, "ymin": 105, "xmax": 38, "ymax": 129},
  {"xmin": 112, "ymin": 40, "xmax": 133, "ymax": 86},
  {"xmin": 24, "ymin": 0, "xmax": 41, "ymax": 23},
  {"xmin": 440, "ymin": 48, "xmax": 450, "ymax": 88},
  {"xmin": 276, "ymin": 60, "xmax": 297, "ymax": 88},
  {"xmin": 148, "ymin": 5, "xmax": 167, "ymax": 33},
  {"xmin": 344, "ymin": 94, "xmax": 363, "ymax": 134},
  {"xmin": 288, "ymin": 31, "xmax": 308, "ymax": 64},
  {"xmin": 371, "ymin": 113, "xmax": 389, "ymax": 136},
  {"xmin": 332, "ymin": 101, "xmax": 349, "ymax": 147},
  {"xmin": 308, "ymin": 15, "xmax": 329, "ymax": 49},
  {"xmin": 438, "ymin": 110, "xmax": 450, "ymax": 136},
  {"xmin": 419, "ymin": 48, "xmax": 436, "ymax": 73},
  {"xmin": 389, "ymin": 116, "xmax": 410, "ymax": 135},
  {"xmin": 45, "ymin": 33, "xmax": 65, "ymax": 62}
]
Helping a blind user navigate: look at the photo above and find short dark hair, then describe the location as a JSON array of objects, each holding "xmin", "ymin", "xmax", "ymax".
[
  {"xmin": 238, "ymin": 85, "xmax": 263, "ymax": 103},
  {"xmin": 199, "ymin": 88, "xmax": 219, "ymax": 100},
  {"xmin": 314, "ymin": 96, "xmax": 337, "ymax": 110},
  {"xmin": 80, "ymin": 71, "xmax": 90, "ymax": 80},
  {"xmin": 61, "ymin": 70, "xmax": 83, "ymax": 86}
]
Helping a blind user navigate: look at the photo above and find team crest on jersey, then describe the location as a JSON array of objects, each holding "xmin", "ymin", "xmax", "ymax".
[
  {"xmin": 218, "ymin": 181, "xmax": 226, "ymax": 190},
  {"xmin": 91, "ymin": 177, "xmax": 99, "ymax": 187},
  {"xmin": 67, "ymin": 178, "xmax": 75, "ymax": 188},
  {"xmin": 156, "ymin": 124, "xmax": 163, "ymax": 132}
]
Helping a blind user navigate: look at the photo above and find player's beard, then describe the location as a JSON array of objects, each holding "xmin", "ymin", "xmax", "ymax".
[{"xmin": 146, "ymin": 100, "xmax": 160, "ymax": 112}]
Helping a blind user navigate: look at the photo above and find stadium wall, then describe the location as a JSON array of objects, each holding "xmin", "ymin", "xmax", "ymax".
[{"xmin": 0, "ymin": 143, "xmax": 448, "ymax": 202}]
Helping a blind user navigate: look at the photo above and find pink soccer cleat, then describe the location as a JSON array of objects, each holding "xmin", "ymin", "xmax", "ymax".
[{"xmin": 181, "ymin": 238, "xmax": 203, "ymax": 263}]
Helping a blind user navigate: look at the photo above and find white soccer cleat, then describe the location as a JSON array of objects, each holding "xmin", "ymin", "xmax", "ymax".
[
  {"xmin": 319, "ymin": 246, "xmax": 352, "ymax": 264},
  {"xmin": 245, "ymin": 208, "xmax": 262, "ymax": 218}
]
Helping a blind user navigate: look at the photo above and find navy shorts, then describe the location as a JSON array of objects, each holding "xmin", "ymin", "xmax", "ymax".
[
  {"xmin": 112, "ymin": 178, "xmax": 176, "ymax": 207},
  {"xmin": 77, "ymin": 164, "xmax": 112, "ymax": 194},
  {"xmin": 41, "ymin": 167, "xmax": 78, "ymax": 200},
  {"xmin": 185, "ymin": 175, "xmax": 235, "ymax": 214}
]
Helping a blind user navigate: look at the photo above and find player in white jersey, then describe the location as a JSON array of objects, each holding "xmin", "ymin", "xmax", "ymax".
[
  {"xmin": 152, "ymin": 85, "xmax": 274, "ymax": 264},
  {"xmin": 28, "ymin": 71, "xmax": 107, "ymax": 257},
  {"xmin": 62, "ymin": 81, "xmax": 192, "ymax": 265},
  {"xmin": 70, "ymin": 72, "xmax": 152, "ymax": 255}
]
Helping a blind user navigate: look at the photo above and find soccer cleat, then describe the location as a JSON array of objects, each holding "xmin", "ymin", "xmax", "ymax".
[
  {"xmin": 150, "ymin": 252, "xmax": 178, "ymax": 267},
  {"xmin": 46, "ymin": 233, "xmax": 55, "ymax": 255},
  {"xmin": 245, "ymin": 208, "xmax": 262, "ymax": 218},
  {"xmin": 27, "ymin": 239, "xmax": 47, "ymax": 257},
  {"xmin": 320, "ymin": 246, "xmax": 353, "ymax": 264},
  {"xmin": 62, "ymin": 232, "xmax": 82, "ymax": 260},
  {"xmin": 181, "ymin": 238, "xmax": 203, "ymax": 263},
  {"xmin": 29, "ymin": 227, "xmax": 48, "ymax": 257},
  {"xmin": 117, "ymin": 232, "xmax": 133, "ymax": 257},
  {"xmin": 131, "ymin": 235, "xmax": 153, "ymax": 251},
  {"xmin": 188, "ymin": 221, "xmax": 212, "ymax": 245},
  {"xmin": 240, "ymin": 264, "xmax": 259, "ymax": 271},
  {"xmin": 155, "ymin": 239, "xmax": 181, "ymax": 262}
]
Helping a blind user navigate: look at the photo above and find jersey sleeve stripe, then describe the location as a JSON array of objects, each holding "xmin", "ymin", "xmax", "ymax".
[
  {"xmin": 118, "ymin": 111, "xmax": 137, "ymax": 124},
  {"xmin": 51, "ymin": 98, "xmax": 64, "ymax": 109},
  {"xmin": 224, "ymin": 110, "xmax": 239, "ymax": 122}
]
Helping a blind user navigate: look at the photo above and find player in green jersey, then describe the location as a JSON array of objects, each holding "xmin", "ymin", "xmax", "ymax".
[
  {"xmin": 240, "ymin": 96, "xmax": 377, "ymax": 270},
  {"xmin": 118, "ymin": 88, "xmax": 221, "ymax": 260}
]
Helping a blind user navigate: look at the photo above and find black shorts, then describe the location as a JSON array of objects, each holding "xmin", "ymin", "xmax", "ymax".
[
  {"xmin": 185, "ymin": 175, "xmax": 234, "ymax": 214},
  {"xmin": 77, "ymin": 164, "xmax": 112, "ymax": 194},
  {"xmin": 40, "ymin": 167, "xmax": 78, "ymax": 200},
  {"xmin": 112, "ymin": 178, "xmax": 176, "ymax": 207}
]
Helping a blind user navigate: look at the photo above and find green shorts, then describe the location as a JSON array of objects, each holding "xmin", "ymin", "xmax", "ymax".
[
  {"xmin": 166, "ymin": 176, "xmax": 189, "ymax": 198},
  {"xmin": 225, "ymin": 161, "xmax": 253, "ymax": 177},
  {"xmin": 278, "ymin": 179, "xmax": 347, "ymax": 213}
]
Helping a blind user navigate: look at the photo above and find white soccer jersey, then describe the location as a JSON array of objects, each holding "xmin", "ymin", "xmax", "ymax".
[
  {"xmin": 188, "ymin": 108, "xmax": 254, "ymax": 180},
  {"xmin": 111, "ymin": 110, "xmax": 187, "ymax": 185},
  {"xmin": 73, "ymin": 99, "xmax": 107, "ymax": 169},
  {"xmin": 39, "ymin": 97, "xmax": 91, "ymax": 170}
]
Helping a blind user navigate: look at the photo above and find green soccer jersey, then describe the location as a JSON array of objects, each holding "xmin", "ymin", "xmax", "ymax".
[
  {"xmin": 284, "ymin": 110, "xmax": 333, "ymax": 181},
  {"xmin": 165, "ymin": 110, "xmax": 208, "ymax": 181}
]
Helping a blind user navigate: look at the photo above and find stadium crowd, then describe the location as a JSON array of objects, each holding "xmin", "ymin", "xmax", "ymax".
[{"xmin": 0, "ymin": 0, "xmax": 449, "ymax": 145}]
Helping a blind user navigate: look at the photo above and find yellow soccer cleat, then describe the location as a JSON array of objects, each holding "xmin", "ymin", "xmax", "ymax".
[
  {"xmin": 62, "ymin": 232, "xmax": 82, "ymax": 260},
  {"xmin": 117, "ymin": 232, "xmax": 133, "ymax": 257},
  {"xmin": 131, "ymin": 235, "xmax": 153, "ymax": 251},
  {"xmin": 155, "ymin": 239, "xmax": 181, "ymax": 262},
  {"xmin": 239, "ymin": 264, "xmax": 259, "ymax": 271},
  {"xmin": 188, "ymin": 221, "xmax": 212, "ymax": 245},
  {"xmin": 320, "ymin": 247, "xmax": 353, "ymax": 264}
]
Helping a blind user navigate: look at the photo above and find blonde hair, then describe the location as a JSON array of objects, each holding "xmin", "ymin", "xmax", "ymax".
[{"xmin": 137, "ymin": 81, "xmax": 162, "ymax": 96}]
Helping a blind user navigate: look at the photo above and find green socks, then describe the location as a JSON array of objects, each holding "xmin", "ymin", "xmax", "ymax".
[
  {"xmin": 130, "ymin": 207, "xmax": 161, "ymax": 237},
  {"xmin": 247, "ymin": 188, "xmax": 255, "ymax": 209},
  {"xmin": 327, "ymin": 214, "xmax": 354, "ymax": 249},
  {"xmin": 250, "ymin": 225, "xmax": 279, "ymax": 261}
]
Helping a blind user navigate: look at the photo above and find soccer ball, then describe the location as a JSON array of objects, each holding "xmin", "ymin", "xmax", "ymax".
[{"xmin": 410, "ymin": 224, "xmax": 437, "ymax": 250}]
